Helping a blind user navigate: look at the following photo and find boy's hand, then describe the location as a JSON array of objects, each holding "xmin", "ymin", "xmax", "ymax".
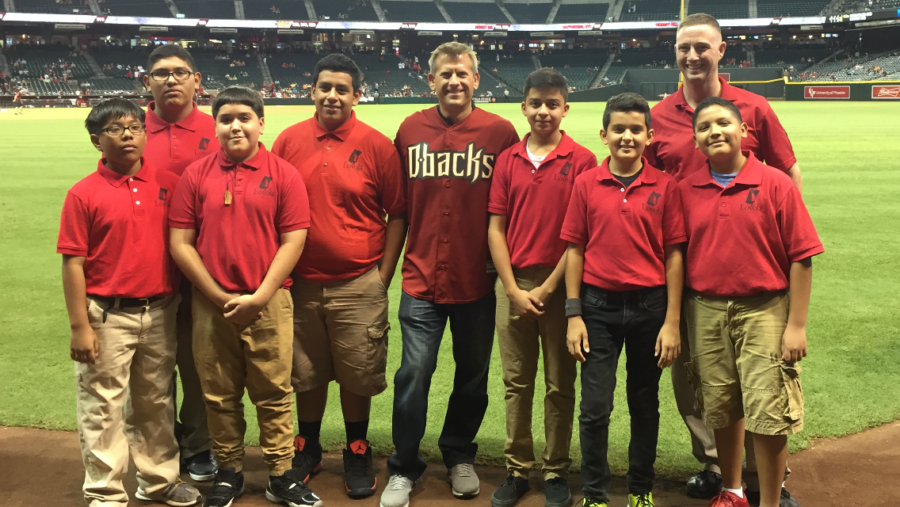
[
  {"xmin": 782, "ymin": 324, "xmax": 808, "ymax": 363},
  {"xmin": 566, "ymin": 317, "xmax": 590, "ymax": 362},
  {"xmin": 223, "ymin": 294, "xmax": 266, "ymax": 325},
  {"xmin": 508, "ymin": 288, "xmax": 544, "ymax": 321},
  {"xmin": 70, "ymin": 326, "xmax": 99, "ymax": 364},
  {"xmin": 655, "ymin": 322, "xmax": 681, "ymax": 368}
]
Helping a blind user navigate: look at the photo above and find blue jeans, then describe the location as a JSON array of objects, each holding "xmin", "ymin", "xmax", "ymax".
[{"xmin": 387, "ymin": 291, "xmax": 496, "ymax": 481}]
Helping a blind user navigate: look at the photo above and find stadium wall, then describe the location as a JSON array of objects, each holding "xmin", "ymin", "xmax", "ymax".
[
  {"xmin": 623, "ymin": 69, "xmax": 786, "ymax": 100},
  {"xmin": 786, "ymin": 82, "xmax": 900, "ymax": 101}
]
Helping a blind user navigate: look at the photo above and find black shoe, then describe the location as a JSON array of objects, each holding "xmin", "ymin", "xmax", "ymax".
[
  {"xmin": 204, "ymin": 468, "xmax": 244, "ymax": 507},
  {"xmin": 343, "ymin": 439, "xmax": 376, "ymax": 498},
  {"xmin": 491, "ymin": 475, "xmax": 530, "ymax": 507},
  {"xmin": 185, "ymin": 450, "xmax": 218, "ymax": 482},
  {"xmin": 685, "ymin": 469, "xmax": 722, "ymax": 499},
  {"xmin": 266, "ymin": 471, "xmax": 323, "ymax": 507},
  {"xmin": 544, "ymin": 477, "xmax": 572, "ymax": 507},
  {"xmin": 291, "ymin": 435, "xmax": 323, "ymax": 483},
  {"xmin": 745, "ymin": 490, "xmax": 760, "ymax": 506},
  {"xmin": 744, "ymin": 488, "xmax": 800, "ymax": 507}
]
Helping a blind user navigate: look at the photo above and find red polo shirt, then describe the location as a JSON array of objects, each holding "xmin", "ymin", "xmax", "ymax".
[
  {"xmin": 679, "ymin": 153, "xmax": 824, "ymax": 297},
  {"xmin": 561, "ymin": 157, "xmax": 686, "ymax": 292},
  {"xmin": 57, "ymin": 160, "xmax": 179, "ymax": 298},
  {"xmin": 488, "ymin": 132, "xmax": 597, "ymax": 269},
  {"xmin": 646, "ymin": 77, "xmax": 796, "ymax": 182},
  {"xmin": 168, "ymin": 144, "xmax": 310, "ymax": 293},
  {"xmin": 272, "ymin": 112, "xmax": 406, "ymax": 283},
  {"xmin": 145, "ymin": 101, "xmax": 219, "ymax": 178},
  {"xmin": 396, "ymin": 106, "xmax": 519, "ymax": 304}
]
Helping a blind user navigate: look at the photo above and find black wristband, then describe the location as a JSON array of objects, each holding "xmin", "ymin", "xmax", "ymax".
[{"xmin": 565, "ymin": 298, "xmax": 582, "ymax": 317}]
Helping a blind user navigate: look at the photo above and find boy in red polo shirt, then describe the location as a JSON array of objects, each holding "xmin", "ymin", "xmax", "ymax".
[
  {"xmin": 59, "ymin": 98, "xmax": 200, "ymax": 507},
  {"xmin": 487, "ymin": 68, "xmax": 595, "ymax": 507},
  {"xmin": 681, "ymin": 97, "xmax": 823, "ymax": 507},
  {"xmin": 272, "ymin": 54, "xmax": 406, "ymax": 498},
  {"xmin": 561, "ymin": 93, "xmax": 685, "ymax": 507},
  {"xmin": 168, "ymin": 87, "xmax": 320, "ymax": 507}
]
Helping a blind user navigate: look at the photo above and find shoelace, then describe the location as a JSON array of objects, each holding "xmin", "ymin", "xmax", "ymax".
[
  {"xmin": 454, "ymin": 464, "xmax": 474, "ymax": 477},
  {"xmin": 387, "ymin": 475, "xmax": 413, "ymax": 491},
  {"xmin": 346, "ymin": 451, "xmax": 371, "ymax": 476},
  {"xmin": 632, "ymin": 494, "xmax": 653, "ymax": 507}
]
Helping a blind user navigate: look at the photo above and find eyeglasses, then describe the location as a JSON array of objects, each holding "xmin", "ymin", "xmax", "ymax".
[
  {"xmin": 149, "ymin": 69, "xmax": 194, "ymax": 82},
  {"xmin": 102, "ymin": 124, "xmax": 145, "ymax": 137}
]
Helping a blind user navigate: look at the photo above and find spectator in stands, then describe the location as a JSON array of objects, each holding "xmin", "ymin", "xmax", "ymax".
[{"xmin": 644, "ymin": 13, "xmax": 804, "ymax": 507}]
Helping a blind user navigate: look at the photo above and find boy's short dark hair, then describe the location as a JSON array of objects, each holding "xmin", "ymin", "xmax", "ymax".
[
  {"xmin": 84, "ymin": 98, "xmax": 145, "ymax": 136},
  {"xmin": 212, "ymin": 86, "xmax": 264, "ymax": 119},
  {"xmin": 692, "ymin": 96, "xmax": 743, "ymax": 129},
  {"xmin": 602, "ymin": 92, "xmax": 651, "ymax": 131},
  {"xmin": 147, "ymin": 45, "xmax": 197, "ymax": 73},
  {"xmin": 313, "ymin": 54, "xmax": 362, "ymax": 91},
  {"xmin": 523, "ymin": 68, "xmax": 568, "ymax": 99}
]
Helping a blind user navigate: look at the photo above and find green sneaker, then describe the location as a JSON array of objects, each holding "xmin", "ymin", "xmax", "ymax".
[
  {"xmin": 580, "ymin": 498, "xmax": 607, "ymax": 507},
  {"xmin": 628, "ymin": 492, "xmax": 654, "ymax": 507}
]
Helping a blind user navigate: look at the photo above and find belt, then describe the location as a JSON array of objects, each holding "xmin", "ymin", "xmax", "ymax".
[{"xmin": 88, "ymin": 295, "xmax": 165, "ymax": 308}]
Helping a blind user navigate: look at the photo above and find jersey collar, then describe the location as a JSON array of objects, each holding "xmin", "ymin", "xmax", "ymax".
[
  {"xmin": 693, "ymin": 151, "xmax": 763, "ymax": 188},
  {"xmin": 595, "ymin": 156, "xmax": 658, "ymax": 186},
  {"xmin": 146, "ymin": 101, "xmax": 202, "ymax": 134},
  {"xmin": 312, "ymin": 111, "xmax": 357, "ymax": 141},
  {"xmin": 217, "ymin": 142, "xmax": 267, "ymax": 171},
  {"xmin": 675, "ymin": 76, "xmax": 734, "ymax": 113},
  {"xmin": 512, "ymin": 131, "xmax": 574, "ymax": 167},
  {"xmin": 97, "ymin": 158, "xmax": 148, "ymax": 187}
]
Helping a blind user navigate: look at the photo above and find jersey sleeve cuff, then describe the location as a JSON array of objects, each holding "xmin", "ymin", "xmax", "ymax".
[
  {"xmin": 559, "ymin": 231, "xmax": 585, "ymax": 245},
  {"xmin": 57, "ymin": 246, "xmax": 87, "ymax": 256},
  {"xmin": 664, "ymin": 234, "xmax": 688, "ymax": 245},
  {"xmin": 789, "ymin": 245, "xmax": 824, "ymax": 263},
  {"xmin": 487, "ymin": 204, "xmax": 507, "ymax": 215},
  {"xmin": 385, "ymin": 205, "xmax": 407, "ymax": 216},
  {"xmin": 281, "ymin": 221, "xmax": 311, "ymax": 233},
  {"xmin": 168, "ymin": 219, "xmax": 196, "ymax": 229}
]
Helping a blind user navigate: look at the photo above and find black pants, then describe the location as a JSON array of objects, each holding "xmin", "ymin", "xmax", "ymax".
[{"xmin": 579, "ymin": 284, "xmax": 667, "ymax": 501}]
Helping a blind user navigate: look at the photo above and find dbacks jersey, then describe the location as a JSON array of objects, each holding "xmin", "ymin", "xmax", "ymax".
[{"xmin": 396, "ymin": 106, "xmax": 519, "ymax": 304}]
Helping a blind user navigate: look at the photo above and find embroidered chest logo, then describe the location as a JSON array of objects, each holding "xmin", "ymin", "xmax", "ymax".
[
  {"xmin": 198, "ymin": 138, "xmax": 210, "ymax": 150},
  {"xmin": 553, "ymin": 162, "xmax": 575, "ymax": 183},
  {"xmin": 407, "ymin": 141, "xmax": 496, "ymax": 184},
  {"xmin": 255, "ymin": 176, "xmax": 276, "ymax": 197},
  {"xmin": 559, "ymin": 162, "xmax": 572, "ymax": 176},
  {"xmin": 646, "ymin": 192, "xmax": 661, "ymax": 206},
  {"xmin": 741, "ymin": 189, "xmax": 763, "ymax": 211},
  {"xmin": 349, "ymin": 149, "xmax": 362, "ymax": 163},
  {"xmin": 642, "ymin": 191, "xmax": 663, "ymax": 215},
  {"xmin": 155, "ymin": 188, "xmax": 169, "ymax": 207},
  {"xmin": 344, "ymin": 149, "xmax": 364, "ymax": 170},
  {"xmin": 745, "ymin": 189, "xmax": 760, "ymax": 204}
]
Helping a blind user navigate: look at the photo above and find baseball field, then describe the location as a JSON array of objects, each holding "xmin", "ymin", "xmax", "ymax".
[{"xmin": 1, "ymin": 101, "xmax": 898, "ymax": 478}]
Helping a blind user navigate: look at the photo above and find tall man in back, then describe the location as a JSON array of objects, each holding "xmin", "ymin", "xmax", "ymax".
[
  {"xmin": 380, "ymin": 42, "xmax": 520, "ymax": 507},
  {"xmin": 644, "ymin": 13, "xmax": 802, "ymax": 507},
  {"xmin": 143, "ymin": 44, "xmax": 219, "ymax": 482}
]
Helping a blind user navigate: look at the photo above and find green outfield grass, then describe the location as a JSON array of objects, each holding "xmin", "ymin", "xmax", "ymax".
[{"xmin": 1, "ymin": 102, "xmax": 899, "ymax": 479}]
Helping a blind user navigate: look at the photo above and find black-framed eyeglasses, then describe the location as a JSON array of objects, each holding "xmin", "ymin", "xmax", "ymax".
[
  {"xmin": 149, "ymin": 69, "xmax": 194, "ymax": 82},
  {"xmin": 102, "ymin": 124, "xmax": 145, "ymax": 137}
]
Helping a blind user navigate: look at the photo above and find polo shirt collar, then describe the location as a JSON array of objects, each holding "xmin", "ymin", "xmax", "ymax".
[
  {"xmin": 312, "ymin": 111, "xmax": 357, "ymax": 141},
  {"xmin": 436, "ymin": 102, "xmax": 477, "ymax": 126},
  {"xmin": 512, "ymin": 131, "xmax": 575, "ymax": 165},
  {"xmin": 693, "ymin": 151, "xmax": 763, "ymax": 188},
  {"xmin": 97, "ymin": 158, "xmax": 148, "ymax": 187},
  {"xmin": 595, "ymin": 156, "xmax": 658, "ymax": 186},
  {"xmin": 675, "ymin": 76, "xmax": 731, "ymax": 112},
  {"xmin": 217, "ymin": 142, "xmax": 268, "ymax": 171},
  {"xmin": 146, "ymin": 101, "xmax": 202, "ymax": 134}
]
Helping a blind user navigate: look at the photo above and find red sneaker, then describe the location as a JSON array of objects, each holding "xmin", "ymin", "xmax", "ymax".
[{"xmin": 708, "ymin": 491, "xmax": 750, "ymax": 507}]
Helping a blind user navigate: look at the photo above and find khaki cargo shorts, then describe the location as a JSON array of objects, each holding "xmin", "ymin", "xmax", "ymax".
[
  {"xmin": 683, "ymin": 289, "xmax": 804, "ymax": 436},
  {"xmin": 290, "ymin": 267, "xmax": 390, "ymax": 396}
]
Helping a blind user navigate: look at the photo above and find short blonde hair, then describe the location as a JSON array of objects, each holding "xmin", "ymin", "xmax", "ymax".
[{"xmin": 428, "ymin": 42, "xmax": 479, "ymax": 75}]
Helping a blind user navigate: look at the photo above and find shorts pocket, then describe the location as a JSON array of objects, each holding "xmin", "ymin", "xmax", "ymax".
[
  {"xmin": 639, "ymin": 288, "xmax": 668, "ymax": 312},
  {"xmin": 780, "ymin": 364, "xmax": 804, "ymax": 422},
  {"xmin": 581, "ymin": 286, "xmax": 606, "ymax": 308},
  {"xmin": 366, "ymin": 321, "xmax": 390, "ymax": 375},
  {"xmin": 684, "ymin": 360, "xmax": 704, "ymax": 412}
]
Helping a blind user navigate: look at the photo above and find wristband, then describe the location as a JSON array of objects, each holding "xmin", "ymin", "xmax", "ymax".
[{"xmin": 565, "ymin": 298, "xmax": 582, "ymax": 317}]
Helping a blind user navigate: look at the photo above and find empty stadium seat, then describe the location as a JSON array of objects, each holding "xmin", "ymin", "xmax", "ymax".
[
  {"xmin": 381, "ymin": 1, "xmax": 444, "ymax": 21},
  {"xmin": 540, "ymin": 53, "xmax": 606, "ymax": 91},
  {"xmin": 553, "ymin": 2, "xmax": 610, "ymax": 23},
  {"xmin": 504, "ymin": 2, "xmax": 553, "ymax": 23},
  {"xmin": 480, "ymin": 51, "xmax": 536, "ymax": 93},
  {"xmin": 689, "ymin": 0, "xmax": 749, "ymax": 19},
  {"xmin": 618, "ymin": 0, "xmax": 679, "ymax": 21},
  {"xmin": 443, "ymin": 1, "xmax": 508, "ymax": 23}
]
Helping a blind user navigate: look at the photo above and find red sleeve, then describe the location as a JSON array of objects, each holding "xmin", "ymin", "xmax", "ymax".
[
  {"xmin": 168, "ymin": 167, "xmax": 198, "ymax": 229},
  {"xmin": 759, "ymin": 105, "xmax": 797, "ymax": 172},
  {"xmin": 560, "ymin": 177, "xmax": 588, "ymax": 245},
  {"xmin": 503, "ymin": 122, "xmax": 521, "ymax": 151},
  {"xmin": 271, "ymin": 130, "xmax": 288, "ymax": 159},
  {"xmin": 277, "ymin": 167, "xmax": 310, "ymax": 232},
  {"xmin": 487, "ymin": 148, "xmax": 513, "ymax": 215},
  {"xmin": 644, "ymin": 137, "xmax": 661, "ymax": 170},
  {"xmin": 378, "ymin": 140, "xmax": 407, "ymax": 215},
  {"xmin": 57, "ymin": 190, "xmax": 90, "ymax": 256},
  {"xmin": 777, "ymin": 183, "xmax": 824, "ymax": 262},
  {"xmin": 662, "ymin": 179, "xmax": 687, "ymax": 245}
]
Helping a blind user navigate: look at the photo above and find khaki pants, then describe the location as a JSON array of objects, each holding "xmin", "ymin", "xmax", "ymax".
[
  {"xmin": 495, "ymin": 267, "xmax": 577, "ymax": 479},
  {"xmin": 192, "ymin": 288, "xmax": 295, "ymax": 476},
  {"xmin": 174, "ymin": 280, "xmax": 210, "ymax": 458},
  {"xmin": 76, "ymin": 295, "xmax": 180, "ymax": 507}
]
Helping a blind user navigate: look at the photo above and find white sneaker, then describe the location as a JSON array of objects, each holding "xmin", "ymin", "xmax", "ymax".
[
  {"xmin": 380, "ymin": 475, "xmax": 414, "ymax": 507},
  {"xmin": 448, "ymin": 463, "xmax": 480, "ymax": 498}
]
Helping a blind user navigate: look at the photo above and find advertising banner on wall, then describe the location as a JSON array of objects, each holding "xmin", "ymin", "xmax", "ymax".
[{"xmin": 803, "ymin": 86, "xmax": 851, "ymax": 99}]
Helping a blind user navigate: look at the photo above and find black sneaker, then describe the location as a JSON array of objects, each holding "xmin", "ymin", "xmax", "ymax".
[
  {"xmin": 185, "ymin": 450, "xmax": 218, "ymax": 482},
  {"xmin": 266, "ymin": 470, "xmax": 323, "ymax": 507},
  {"xmin": 203, "ymin": 468, "xmax": 244, "ymax": 507},
  {"xmin": 490, "ymin": 475, "xmax": 530, "ymax": 507},
  {"xmin": 291, "ymin": 435, "xmax": 323, "ymax": 483},
  {"xmin": 544, "ymin": 477, "xmax": 572, "ymax": 507},
  {"xmin": 745, "ymin": 488, "xmax": 801, "ymax": 507},
  {"xmin": 344, "ymin": 439, "xmax": 376, "ymax": 498},
  {"xmin": 685, "ymin": 469, "xmax": 722, "ymax": 499}
]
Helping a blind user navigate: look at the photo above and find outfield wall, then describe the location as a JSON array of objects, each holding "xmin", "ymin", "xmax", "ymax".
[
  {"xmin": 785, "ymin": 82, "xmax": 900, "ymax": 101},
  {"xmin": 622, "ymin": 69, "xmax": 786, "ymax": 100}
]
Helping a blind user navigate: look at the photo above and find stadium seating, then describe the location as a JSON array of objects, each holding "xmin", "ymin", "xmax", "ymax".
[
  {"xmin": 602, "ymin": 66, "xmax": 626, "ymax": 84},
  {"xmin": 92, "ymin": 45, "xmax": 152, "ymax": 78},
  {"xmin": 618, "ymin": 0, "xmax": 679, "ymax": 21},
  {"xmin": 755, "ymin": 47, "xmax": 833, "ymax": 69},
  {"xmin": 553, "ymin": 2, "xmax": 610, "ymax": 23},
  {"xmin": 443, "ymin": 2, "xmax": 508, "ymax": 23},
  {"xmin": 191, "ymin": 51, "xmax": 263, "ymax": 88},
  {"xmin": 177, "ymin": 0, "xmax": 237, "ymax": 19},
  {"xmin": 266, "ymin": 52, "xmax": 322, "ymax": 88},
  {"xmin": 539, "ymin": 53, "xmax": 605, "ymax": 91},
  {"xmin": 243, "ymin": 0, "xmax": 312, "ymax": 20},
  {"xmin": 102, "ymin": 0, "xmax": 173, "ymax": 18},
  {"xmin": 504, "ymin": 2, "xmax": 553, "ymax": 23},
  {"xmin": 85, "ymin": 77, "xmax": 141, "ymax": 95},
  {"xmin": 352, "ymin": 54, "xmax": 431, "ymax": 94},
  {"xmin": 798, "ymin": 50, "xmax": 900, "ymax": 81},
  {"xmin": 479, "ymin": 51, "xmax": 536, "ymax": 93},
  {"xmin": 311, "ymin": 0, "xmax": 379, "ymax": 21},
  {"xmin": 689, "ymin": 0, "xmax": 749, "ymax": 19},
  {"xmin": 756, "ymin": 0, "xmax": 830, "ymax": 17},
  {"xmin": 21, "ymin": 0, "xmax": 92, "ymax": 14},
  {"xmin": 381, "ymin": 1, "xmax": 444, "ymax": 21}
]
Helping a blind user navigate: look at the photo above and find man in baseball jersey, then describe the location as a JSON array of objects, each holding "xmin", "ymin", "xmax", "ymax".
[
  {"xmin": 380, "ymin": 42, "xmax": 519, "ymax": 507},
  {"xmin": 644, "ymin": 13, "xmax": 802, "ymax": 507},
  {"xmin": 143, "ymin": 44, "xmax": 219, "ymax": 482}
]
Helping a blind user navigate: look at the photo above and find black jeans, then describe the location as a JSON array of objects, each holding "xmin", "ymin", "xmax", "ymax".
[
  {"xmin": 579, "ymin": 284, "xmax": 667, "ymax": 501},
  {"xmin": 387, "ymin": 291, "xmax": 496, "ymax": 481}
]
